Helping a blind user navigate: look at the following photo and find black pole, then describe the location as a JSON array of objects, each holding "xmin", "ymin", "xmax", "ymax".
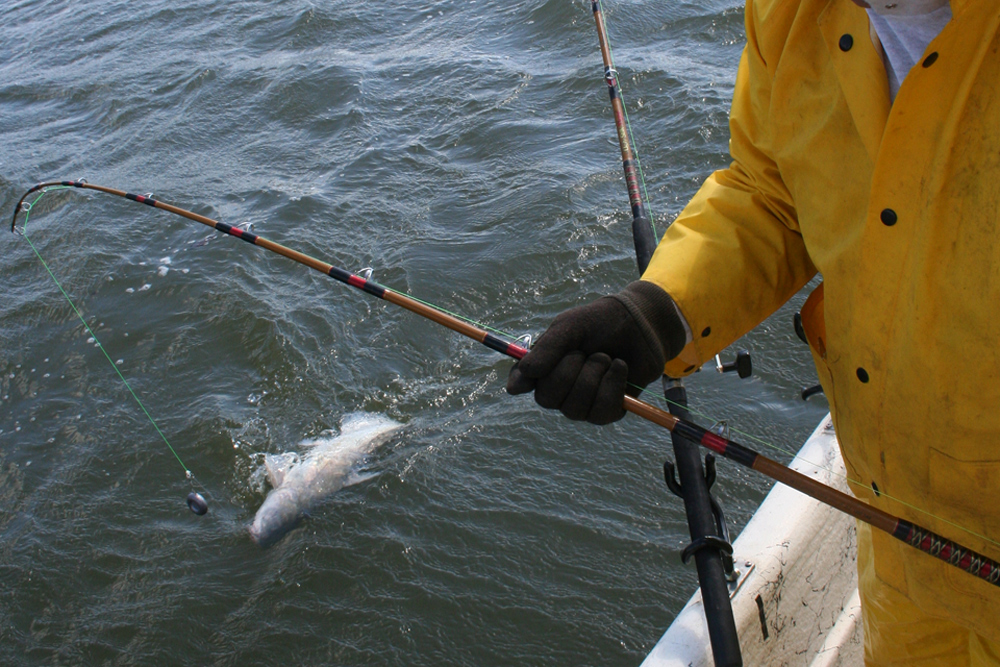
[
  {"xmin": 590, "ymin": 0, "xmax": 743, "ymax": 654},
  {"xmin": 661, "ymin": 381, "xmax": 742, "ymax": 666},
  {"xmin": 634, "ymin": 229, "xmax": 741, "ymax": 665},
  {"xmin": 606, "ymin": 100, "xmax": 743, "ymax": 660}
]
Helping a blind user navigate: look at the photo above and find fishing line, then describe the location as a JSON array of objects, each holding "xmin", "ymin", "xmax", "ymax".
[
  {"xmin": 396, "ymin": 292, "xmax": 524, "ymax": 345},
  {"xmin": 11, "ymin": 182, "xmax": 526, "ymax": 515},
  {"xmin": 18, "ymin": 186, "xmax": 209, "ymax": 515}
]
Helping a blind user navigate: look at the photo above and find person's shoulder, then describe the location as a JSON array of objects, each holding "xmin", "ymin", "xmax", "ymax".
[
  {"xmin": 748, "ymin": 0, "xmax": 823, "ymax": 22},
  {"xmin": 746, "ymin": 0, "xmax": 827, "ymax": 61}
]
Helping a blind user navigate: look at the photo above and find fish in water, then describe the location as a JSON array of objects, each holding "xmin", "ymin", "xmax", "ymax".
[{"xmin": 249, "ymin": 412, "xmax": 403, "ymax": 547}]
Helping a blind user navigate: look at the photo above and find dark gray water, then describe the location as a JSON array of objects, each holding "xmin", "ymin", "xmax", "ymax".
[{"xmin": 1, "ymin": 1, "xmax": 829, "ymax": 664}]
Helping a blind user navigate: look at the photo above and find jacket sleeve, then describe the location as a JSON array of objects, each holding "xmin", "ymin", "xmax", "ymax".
[{"xmin": 641, "ymin": 0, "xmax": 817, "ymax": 376}]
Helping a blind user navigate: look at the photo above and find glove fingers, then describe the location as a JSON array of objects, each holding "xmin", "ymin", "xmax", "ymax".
[
  {"xmin": 506, "ymin": 363, "xmax": 536, "ymax": 395},
  {"xmin": 515, "ymin": 317, "xmax": 586, "ymax": 380},
  {"xmin": 560, "ymin": 353, "xmax": 613, "ymax": 422},
  {"xmin": 588, "ymin": 358, "xmax": 628, "ymax": 425},
  {"xmin": 534, "ymin": 351, "xmax": 586, "ymax": 411}
]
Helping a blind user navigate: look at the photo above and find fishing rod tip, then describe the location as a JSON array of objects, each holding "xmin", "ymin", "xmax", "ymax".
[
  {"xmin": 187, "ymin": 492, "xmax": 209, "ymax": 515},
  {"xmin": 10, "ymin": 201, "xmax": 27, "ymax": 234},
  {"xmin": 10, "ymin": 183, "xmax": 48, "ymax": 234}
]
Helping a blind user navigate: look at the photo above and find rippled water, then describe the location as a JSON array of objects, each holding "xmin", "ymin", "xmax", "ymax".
[{"xmin": 1, "ymin": 1, "xmax": 829, "ymax": 664}]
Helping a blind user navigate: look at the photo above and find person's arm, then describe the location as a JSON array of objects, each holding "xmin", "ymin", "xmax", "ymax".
[
  {"xmin": 508, "ymin": 0, "xmax": 816, "ymax": 420},
  {"xmin": 647, "ymin": 0, "xmax": 816, "ymax": 377}
]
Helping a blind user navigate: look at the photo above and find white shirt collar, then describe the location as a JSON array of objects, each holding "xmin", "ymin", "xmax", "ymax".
[{"xmin": 866, "ymin": 0, "xmax": 949, "ymax": 17}]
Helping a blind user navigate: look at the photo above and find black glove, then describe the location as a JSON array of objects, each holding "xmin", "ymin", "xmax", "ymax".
[{"xmin": 507, "ymin": 281, "xmax": 686, "ymax": 424}]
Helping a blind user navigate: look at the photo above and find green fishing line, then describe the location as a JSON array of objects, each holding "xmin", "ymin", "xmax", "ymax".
[{"xmin": 19, "ymin": 187, "xmax": 192, "ymax": 477}]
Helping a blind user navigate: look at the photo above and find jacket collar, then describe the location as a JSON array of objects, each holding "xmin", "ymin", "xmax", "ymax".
[{"xmin": 818, "ymin": 0, "xmax": 891, "ymax": 163}]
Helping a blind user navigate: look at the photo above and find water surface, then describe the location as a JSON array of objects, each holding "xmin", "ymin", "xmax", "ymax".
[{"xmin": 0, "ymin": 1, "xmax": 829, "ymax": 664}]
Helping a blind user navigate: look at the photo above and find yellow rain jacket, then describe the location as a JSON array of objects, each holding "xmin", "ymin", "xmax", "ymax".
[{"xmin": 642, "ymin": 0, "xmax": 1000, "ymax": 643}]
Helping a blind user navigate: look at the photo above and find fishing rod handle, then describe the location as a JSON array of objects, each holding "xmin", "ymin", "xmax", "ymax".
[{"xmin": 672, "ymin": 416, "xmax": 1000, "ymax": 589}]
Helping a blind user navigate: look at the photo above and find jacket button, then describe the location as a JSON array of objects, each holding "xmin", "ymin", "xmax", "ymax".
[
  {"xmin": 701, "ymin": 327, "xmax": 711, "ymax": 338},
  {"xmin": 922, "ymin": 52, "xmax": 939, "ymax": 68},
  {"xmin": 880, "ymin": 208, "xmax": 897, "ymax": 226},
  {"xmin": 857, "ymin": 367, "xmax": 870, "ymax": 383},
  {"xmin": 839, "ymin": 34, "xmax": 854, "ymax": 51}
]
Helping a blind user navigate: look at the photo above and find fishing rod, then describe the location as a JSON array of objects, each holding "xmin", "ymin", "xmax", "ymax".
[
  {"xmin": 10, "ymin": 180, "xmax": 1000, "ymax": 591},
  {"xmin": 11, "ymin": 180, "xmax": 527, "ymax": 360},
  {"xmin": 590, "ymin": 3, "xmax": 741, "ymax": 665},
  {"xmin": 590, "ymin": 1, "xmax": 656, "ymax": 275}
]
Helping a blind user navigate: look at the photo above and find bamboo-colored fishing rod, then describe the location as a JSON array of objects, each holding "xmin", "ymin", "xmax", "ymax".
[
  {"xmin": 10, "ymin": 179, "xmax": 1000, "ymax": 588},
  {"xmin": 11, "ymin": 181, "xmax": 523, "ymax": 360}
]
